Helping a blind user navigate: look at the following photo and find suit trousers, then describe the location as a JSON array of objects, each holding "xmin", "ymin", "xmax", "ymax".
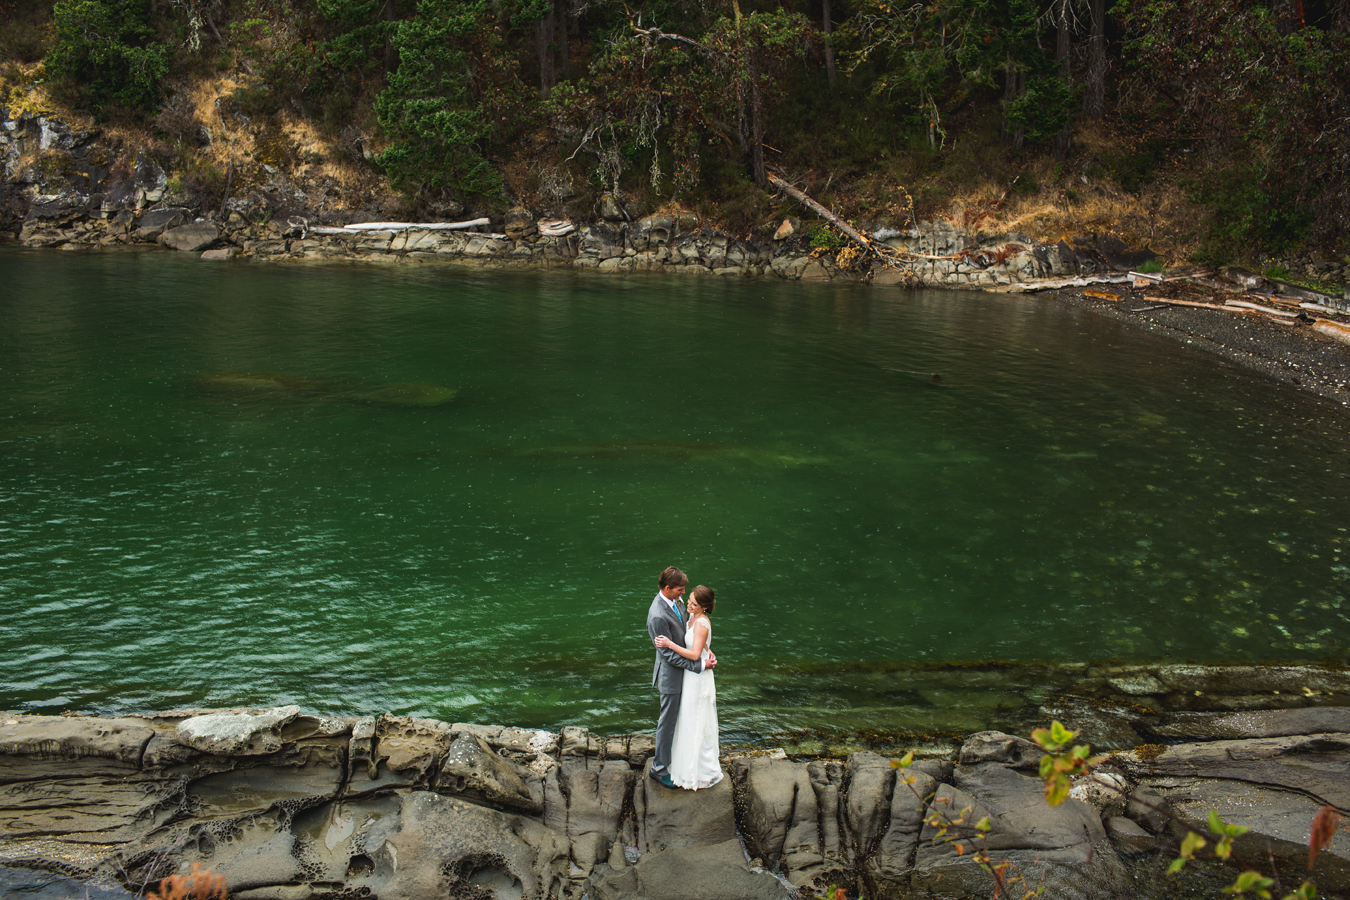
[{"xmin": 652, "ymin": 690, "xmax": 683, "ymax": 776}]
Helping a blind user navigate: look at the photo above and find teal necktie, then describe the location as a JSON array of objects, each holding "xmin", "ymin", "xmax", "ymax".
[{"xmin": 673, "ymin": 602, "xmax": 684, "ymax": 624}]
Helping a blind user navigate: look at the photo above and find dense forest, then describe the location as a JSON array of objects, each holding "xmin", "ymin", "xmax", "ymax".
[{"xmin": 1, "ymin": 0, "xmax": 1348, "ymax": 265}]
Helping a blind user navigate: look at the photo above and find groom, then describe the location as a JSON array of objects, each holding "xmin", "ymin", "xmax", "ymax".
[{"xmin": 646, "ymin": 566, "xmax": 716, "ymax": 787}]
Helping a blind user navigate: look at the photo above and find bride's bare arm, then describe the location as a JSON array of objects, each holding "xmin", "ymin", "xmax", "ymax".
[{"xmin": 653, "ymin": 619, "xmax": 709, "ymax": 660}]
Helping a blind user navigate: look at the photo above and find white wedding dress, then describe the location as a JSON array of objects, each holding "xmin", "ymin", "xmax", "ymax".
[{"xmin": 669, "ymin": 616, "xmax": 722, "ymax": 790}]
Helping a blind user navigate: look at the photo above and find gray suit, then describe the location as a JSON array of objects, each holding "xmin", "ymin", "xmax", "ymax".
[{"xmin": 647, "ymin": 592, "xmax": 703, "ymax": 778}]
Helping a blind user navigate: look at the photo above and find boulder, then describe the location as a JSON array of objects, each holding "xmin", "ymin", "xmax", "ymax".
[
  {"xmin": 197, "ymin": 791, "xmax": 568, "ymax": 900},
  {"xmin": 958, "ymin": 731, "xmax": 1045, "ymax": 770},
  {"xmin": 731, "ymin": 756, "xmax": 823, "ymax": 878},
  {"xmin": 503, "ymin": 206, "xmax": 537, "ymax": 241},
  {"xmin": 160, "ymin": 222, "xmax": 220, "ymax": 252},
  {"xmin": 1104, "ymin": 816, "xmax": 1157, "ymax": 855},
  {"xmin": 101, "ymin": 180, "xmax": 140, "ymax": 215},
  {"xmin": 561, "ymin": 725, "xmax": 603, "ymax": 757},
  {"xmin": 355, "ymin": 714, "xmax": 453, "ymax": 792},
  {"xmin": 134, "ymin": 206, "xmax": 191, "ymax": 242},
  {"xmin": 867, "ymin": 766, "xmax": 939, "ymax": 897},
  {"xmin": 910, "ymin": 763, "xmax": 1127, "ymax": 899},
  {"xmin": 845, "ymin": 752, "xmax": 896, "ymax": 860},
  {"xmin": 1151, "ymin": 664, "xmax": 1350, "ymax": 697},
  {"xmin": 631, "ymin": 214, "xmax": 675, "ymax": 252},
  {"xmin": 1124, "ymin": 785, "xmax": 1171, "ymax": 834},
  {"xmin": 18, "ymin": 194, "xmax": 91, "ymax": 246},
  {"xmin": 577, "ymin": 223, "xmax": 623, "ymax": 260},
  {"xmin": 133, "ymin": 152, "xmax": 166, "ymax": 206},
  {"xmin": 555, "ymin": 758, "xmax": 633, "ymax": 873},
  {"xmin": 437, "ymin": 732, "xmax": 542, "ymax": 813},
  {"xmin": 598, "ymin": 193, "xmax": 625, "ymax": 222},
  {"xmin": 174, "ymin": 706, "xmax": 301, "ymax": 756}
]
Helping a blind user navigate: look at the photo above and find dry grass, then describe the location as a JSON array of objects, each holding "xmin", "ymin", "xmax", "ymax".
[{"xmin": 939, "ymin": 150, "xmax": 1206, "ymax": 263}]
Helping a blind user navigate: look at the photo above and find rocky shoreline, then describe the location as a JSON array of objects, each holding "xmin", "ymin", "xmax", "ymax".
[
  {"xmin": 2, "ymin": 663, "xmax": 1348, "ymax": 900},
  {"xmin": 1050, "ymin": 285, "xmax": 1350, "ymax": 408},
  {"xmin": 4, "ymin": 108, "xmax": 1171, "ymax": 288}
]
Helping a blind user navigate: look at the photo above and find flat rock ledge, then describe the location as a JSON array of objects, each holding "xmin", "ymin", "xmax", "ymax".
[{"xmin": 2, "ymin": 703, "xmax": 1348, "ymax": 900}]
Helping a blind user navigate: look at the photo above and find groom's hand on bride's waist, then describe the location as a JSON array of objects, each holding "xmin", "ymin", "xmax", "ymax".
[{"xmin": 706, "ymin": 651, "xmax": 717, "ymax": 669}]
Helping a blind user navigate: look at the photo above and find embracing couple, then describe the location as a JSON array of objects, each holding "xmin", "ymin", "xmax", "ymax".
[{"xmin": 646, "ymin": 566, "xmax": 723, "ymax": 790}]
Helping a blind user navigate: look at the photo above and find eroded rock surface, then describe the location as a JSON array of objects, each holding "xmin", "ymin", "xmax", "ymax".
[{"xmin": 2, "ymin": 699, "xmax": 1348, "ymax": 900}]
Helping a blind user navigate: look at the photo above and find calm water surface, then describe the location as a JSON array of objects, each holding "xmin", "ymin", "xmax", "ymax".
[{"xmin": 2, "ymin": 249, "xmax": 1348, "ymax": 737}]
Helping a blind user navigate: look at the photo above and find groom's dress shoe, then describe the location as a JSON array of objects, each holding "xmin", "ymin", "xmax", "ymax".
[{"xmin": 648, "ymin": 768, "xmax": 675, "ymax": 788}]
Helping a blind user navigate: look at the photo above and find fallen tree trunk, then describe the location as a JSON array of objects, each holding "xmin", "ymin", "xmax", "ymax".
[
  {"xmin": 767, "ymin": 172, "xmax": 875, "ymax": 251},
  {"xmin": 766, "ymin": 172, "xmax": 913, "ymax": 274}
]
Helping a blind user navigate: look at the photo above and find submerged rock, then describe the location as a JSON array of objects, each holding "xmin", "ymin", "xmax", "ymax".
[
  {"xmin": 347, "ymin": 382, "xmax": 459, "ymax": 408},
  {"xmin": 195, "ymin": 373, "xmax": 321, "ymax": 395}
]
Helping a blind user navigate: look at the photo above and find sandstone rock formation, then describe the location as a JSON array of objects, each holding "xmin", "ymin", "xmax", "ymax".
[{"xmin": 2, "ymin": 700, "xmax": 1347, "ymax": 900}]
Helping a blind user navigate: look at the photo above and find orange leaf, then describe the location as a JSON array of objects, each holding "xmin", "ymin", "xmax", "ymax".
[{"xmin": 1309, "ymin": 805, "xmax": 1343, "ymax": 870}]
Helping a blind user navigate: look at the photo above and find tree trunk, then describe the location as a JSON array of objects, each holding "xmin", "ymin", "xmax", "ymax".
[
  {"xmin": 536, "ymin": 13, "xmax": 556, "ymax": 95},
  {"xmin": 558, "ymin": 0, "xmax": 570, "ymax": 80},
  {"xmin": 1084, "ymin": 0, "xmax": 1106, "ymax": 116},
  {"xmin": 750, "ymin": 69, "xmax": 767, "ymax": 187},
  {"xmin": 1052, "ymin": 0, "xmax": 1073, "ymax": 158},
  {"xmin": 1001, "ymin": 60, "xmax": 1025, "ymax": 149},
  {"xmin": 822, "ymin": 0, "xmax": 836, "ymax": 93}
]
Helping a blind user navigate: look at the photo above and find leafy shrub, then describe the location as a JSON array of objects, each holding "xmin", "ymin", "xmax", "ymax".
[
  {"xmin": 46, "ymin": 0, "xmax": 169, "ymax": 116},
  {"xmin": 810, "ymin": 226, "xmax": 846, "ymax": 252},
  {"xmin": 1188, "ymin": 162, "xmax": 1312, "ymax": 266}
]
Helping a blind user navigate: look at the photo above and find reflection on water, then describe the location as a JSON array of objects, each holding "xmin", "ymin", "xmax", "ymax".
[{"xmin": 1, "ymin": 248, "xmax": 1348, "ymax": 735}]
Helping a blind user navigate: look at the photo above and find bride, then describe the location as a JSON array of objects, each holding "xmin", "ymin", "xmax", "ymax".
[{"xmin": 653, "ymin": 585, "xmax": 723, "ymax": 790}]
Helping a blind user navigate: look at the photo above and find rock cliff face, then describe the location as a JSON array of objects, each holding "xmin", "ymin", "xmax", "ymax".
[
  {"xmin": 1, "ymin": 107, "xmax": 1158, "ymax": 289},
  {"xmin": 2, "ymin": 703, "xmax": 1347, "ymax": 900}
]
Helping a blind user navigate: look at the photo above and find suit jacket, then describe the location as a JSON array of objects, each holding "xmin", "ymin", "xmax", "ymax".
[{"xmin": 648, "ymin": 592, "xmax": 703, "ymax": 693}]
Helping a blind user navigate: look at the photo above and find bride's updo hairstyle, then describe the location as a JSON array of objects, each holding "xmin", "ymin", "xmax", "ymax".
[{"xmin": 690, "ymin": 585, "xmax": 715, "ymax": 614}]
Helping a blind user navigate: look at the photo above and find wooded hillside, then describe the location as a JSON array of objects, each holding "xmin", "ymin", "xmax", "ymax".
[{"xmin": 2, "ymin": 0, "xmax": 1348, "ymax": 265}]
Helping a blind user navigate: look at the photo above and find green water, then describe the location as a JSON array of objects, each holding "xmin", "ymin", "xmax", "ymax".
[{"xmin": 2, "ymin": 249, "xmax": 1348, "ymax": 738}]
